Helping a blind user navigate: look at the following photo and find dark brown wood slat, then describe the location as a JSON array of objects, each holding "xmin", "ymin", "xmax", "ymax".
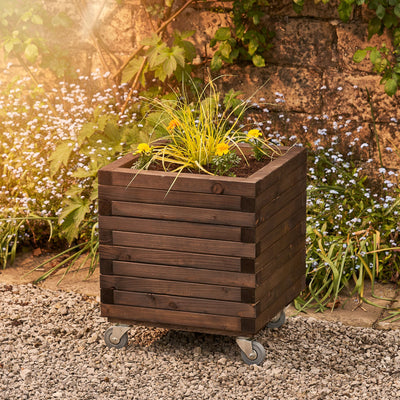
[
  {"xmin": 112, "ymin": 231, "xmax": 256, "ymax": 258},
  {"xmin": 111, "ymin": 290, "xmax": 257, "ymax": 317},
  {"xmin": 100, "ymin": 275, "xmax": 243, "ymax": 301},
  {"xmin": 99, "ymin": 244, "xmax": 243, "ymax": 272},
  {"xmin": 112, "ymin": 201, "xmax": 255, "ymax": 227},
  {"xmin": 254, "ymin": 147, "xmax": 307, "ymax": 195},
  {"xmin": 256, "ymin": 247, "xmax": 305, "ymax": 303},
  {"xmin": 255, "ymin": 278, "xmax": 305, "ymax": 332},
  {"xmin": 257, "ymin": 179, "xmax": 306, "ymax": 226},
  {"xmin": 99, "ymin": 184, "xmax": 243, "ymax": 211},
  {"xmin": 112, "ymin": 261, "xmax": 256, "ymax": 287},
  {"xmin": 99, "ymin": 215, "xmax": 242, "ymax": 242},
  {"xmin": 108, "ymin": 168, "xmax": 257, "ymax": 196},
  {"xmin": 256, "ymin": 204, "xmax": 306, "ymax": 252},
  {"xmin": 256, "ymin": 231, "xmax": 306, "ymax": 284},
  {"xmin": 255, "ymin": 193, "xmax": 305, "ymax": 243},
  {"xmin": 255, "ymin": 222, "xmax": 305, "ymax": 271},
  {"xmin": 254, "ymin": 162, "xmax": 306, "ymax": 210},
  {"xmin": 101, "ymin": 303, "xmax": 243, "ymax": 332}
]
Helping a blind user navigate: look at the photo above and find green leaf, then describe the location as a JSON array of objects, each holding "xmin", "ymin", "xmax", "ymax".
[
  {"xmin": 77, "ymin": 122, "xmax": 96, "ymax": 146},
  {"xmin": 252, "ymin": 54, "xmax": 265, "ymax": 67},
  {"xmin": 395, "ymin": 4, "xmax": 400, "ymax": 18},
  {"xmin": 121, "ymin": 56, "xmax": 145, "ymax": 83},
  {"xmin": 141, "ymin": 34, "xmax": 161, "ymax": 47},
  {"xmin": 24, "ymin": 43, "xmax": 39, "ymax": 63},
  {"xmin": 248, "ymin": 39, "xmax": 259, "ymax": 56},
  {"xmin": 59, "ymin": 197, "xmax": 91, "ymax": 244},
  {"xmin": 171, "ymin": 46, "xmax": 185, "ymax": 67},
  {"xmin": 383, "ymin": 13, "xmax": 398, "ymax": 29},
  {"xmin": 353, "ymin": 49, "xmax": 368, "ymax": 63},
  {"xmin": 338, "ymin": 2, "xmax": 352, "ymax": 22},
  {"xmin": 376, "ymin": 4, "xmax": 386, "ymax": 20},
  {"xmin": 219, "ymin": 41, "xmax": 232, "ymax": 59},
  {"xmin": 368, "ymin": 17, "xmax": 382, "ymax": 39},
  {"xmin": 31, "ymin": 14, "xmax": 43, "ymax": 25},
  {"xmin": 49, "ymin": 141, "xmax": 74, "ymax": 176},
  {"xmin": 384, "ymin": 78, "xmax": 397, "ymax": 96},
  {"xmin": 369, "ymin": 47, "xmax": 380, "ymax": 63},
  {"xmin": 210, "ymin": 54, "xmax": 223, "ymax": 70},
  {"xmin": 214, "ymin": 27, "xmax": 231, "ymax": 41},
  {"xmin": 163, "ymin": 55, "xmax": 177, "ymax": 77}
]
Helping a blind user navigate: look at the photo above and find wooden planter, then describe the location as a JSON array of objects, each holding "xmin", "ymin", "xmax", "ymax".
[{"xmin": 98, "ymin": 146, "xmax": 307, "ymax": 337}]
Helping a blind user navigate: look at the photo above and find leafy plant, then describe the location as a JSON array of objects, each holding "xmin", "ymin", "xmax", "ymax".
[
  {"xmin": 210, "ymin": 0, "xmax": 274, "ymax": 70},
  {"xmin": 134, "ymin": 77, "xmax": 281, "ymax": 178}
]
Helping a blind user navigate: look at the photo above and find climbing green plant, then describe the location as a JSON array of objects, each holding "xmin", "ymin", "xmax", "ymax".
[
  {"xmin": 0, "ymin": 0, "xmax": 75, "ymax": 79},
  {"xmin": 210, "ymin": 0, "xmax": 274, "ymax": 70},
  {"xmin": 293, "ymin": 0, "xmax": 400, "ymax": 96}
]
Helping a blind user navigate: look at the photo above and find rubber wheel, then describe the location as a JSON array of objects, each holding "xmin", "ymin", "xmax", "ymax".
[
  {"xmin": 104, "ymin": 327, "xmax": 129, "ymax": 349},
  {"xmin": 267, "ymin": 310, "xmax": 286, "ymax": 329},
  {"xmin": 240, "ymin": 341, "xmax": 266, "ymax": 366}
]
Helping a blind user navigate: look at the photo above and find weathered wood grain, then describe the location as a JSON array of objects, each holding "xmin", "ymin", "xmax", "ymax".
[
  {"xmin": 112, "ymin": 261, "xmax": 256, "ymax": 287},
  {"xmin": 99, "ymin": 245, "xmax": 243, "ymax": 272},
  {"xmin": 111, "ymin": 201, "xmax": 255, "ymax": 227},
  {"xmin": 108, "ymin": 289, "xmax": 257, "ymax": 317},
  {"xmin": 112, "ymin": 231, "xmax": 256, "ymax": 258},
  {"xmin": 99, "ymin": 215, "xmax": 242, "ymax": 242}
]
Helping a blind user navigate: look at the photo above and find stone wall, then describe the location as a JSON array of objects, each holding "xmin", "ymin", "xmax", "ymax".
[{"xmin": 1, "ymin": 0, "xmax": 399, "ymax": 169}]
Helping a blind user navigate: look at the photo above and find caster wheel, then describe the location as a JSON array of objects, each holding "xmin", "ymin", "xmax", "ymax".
[
  {"xmin": 267, "ymin": 310, "xmax": 286, "ymax": 329},
  {"xmin": 240, "ymin": 341, "xmax": 266, "ymax": 366},
  {"xmin": 104, "ymin": 327, "xmax": 129, "ymax": 349}
]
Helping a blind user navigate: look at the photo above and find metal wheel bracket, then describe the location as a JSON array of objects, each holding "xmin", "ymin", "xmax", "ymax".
[
  {"xmin": 109, "ymin": 325, "xmax": 130, "ymax": 345},
  {"xmin": 236, "ymin": 337, "xmax": 258, "ymax": 361}
]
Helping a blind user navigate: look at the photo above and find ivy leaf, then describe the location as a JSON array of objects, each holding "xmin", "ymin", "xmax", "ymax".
[
  {"xmin": 353, "ymin": 49, "xmax": 368, "ymax": 63},
  {"xmin": 248, "ymin": 39, "xmax": 259, "ymax": 56},
  {"xmin": 395, "ymin": 4, "xmax": 400, "ymax": 18},
  {"xmin": 376, "ymin": 4, "xmax": 386, "ymax": 20},
  {"xmin": 252, "ymin": 54, "xmax": 265, "ymax": 67},
  {"xmin": 214, "ymin": 27, "xmax": 231, "ymax": 41},
  {"xmin": 368, "ymin": 17, "xmax": 383, "ymax": 39},
  {"xmin": 210, "ymin": 54, "xmax": 223, "ymax": 70},
  {"xmin": 171, "ymin": 46, "xmax": 185, "ymax": 67},
  {"xmin": 24, "ymin": 43, "xmax": 38, "ymax": 63},
  {"xmin": 383, "ymin": 13, "xmax": 397, "ymax": 29},
  {"xmin": 219, "ymin": 41, "xmax": 232, "ymax": 59},
  {"xmin": 385, "ymin": 78, "xmax": 397, "ymax": 96},
  {"xmin": 369, "ymin": 47, "xmax": 380, "ymax": 64}
]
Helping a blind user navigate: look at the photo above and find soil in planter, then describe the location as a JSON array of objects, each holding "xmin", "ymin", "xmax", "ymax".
[{"xmin": 146, "ymin": 155, "xmax": 271, "ymax": 178}]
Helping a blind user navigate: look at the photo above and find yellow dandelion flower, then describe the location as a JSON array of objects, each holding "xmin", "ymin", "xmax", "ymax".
[
  {"xmin": 247, "ymin": 129, "xmax": 262, "ymax": 139},
  {"xmin": 136, "ymin": 143, "xmax": 151, "ymax": 154},
  {"xmin": 215, "ymin": 142, "xmax": 230, "ymax": 156},
  {"xmin": 167, "ymin": 119, "xmax": 179, "ymax": 132}
]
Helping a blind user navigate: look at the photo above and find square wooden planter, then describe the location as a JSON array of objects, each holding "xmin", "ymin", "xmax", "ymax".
[{"xmin": 98, "ymin": 146, "xmax": 307, "ymax": 337}]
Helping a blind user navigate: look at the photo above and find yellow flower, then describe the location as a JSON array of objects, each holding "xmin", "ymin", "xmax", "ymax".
[
  {"xmin": 215, "ymin": 142, "xmax": 230, "ymax": 156},
  {"xmin": 247, "ymin": 129, "xmax": 262, "ymax": 139},
  {"xmin": 136, "ymin": 143, "xmax": 151, "ymax": 154},
  {"xmin": 167, "ymin": 119, "xmax": 179, "ymax": 132}
]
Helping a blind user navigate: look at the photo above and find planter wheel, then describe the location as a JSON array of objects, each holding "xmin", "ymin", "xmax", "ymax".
[
  {"xmin": 239, "ymin": 341, "xmax": 266, "ymax": 366},
  {"xmin": 104, "ymin": 326, "xmax": 129, "ymax": 349},
  {"xmin": 266, "ymin": 310, "xmax": 286, "ymax": 329}
]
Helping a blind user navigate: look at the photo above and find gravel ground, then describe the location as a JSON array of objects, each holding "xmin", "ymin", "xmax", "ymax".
[{"xmin": 1, "ymin": 283, "xmax": 400, "ymax": 400}]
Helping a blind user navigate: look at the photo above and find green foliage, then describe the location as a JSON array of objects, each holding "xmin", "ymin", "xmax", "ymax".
[
  {"xmin": 0, "ymin": 0, "xmax": 75, "ymax": 78},
  {"xmin": 293, "ymin": 0, "xmax": 400, "ymax": 96},
  {"xmin": 210, "ymin": 151, "xmax": 241, "ymax": 176},
  {"xmin": 210, "ymin": 0, "xmax": 274, "ymax": 70},
  {"xmin": 296, "ymin": 134, "xmax": 400, "ymax": 312},
  {"xmin": 122, "ymin": 30, "xmax": 196, "ymax": 86},
  {"xmin": 134, "ymin": 77, "xmax": 280, "ymax": 179}
]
